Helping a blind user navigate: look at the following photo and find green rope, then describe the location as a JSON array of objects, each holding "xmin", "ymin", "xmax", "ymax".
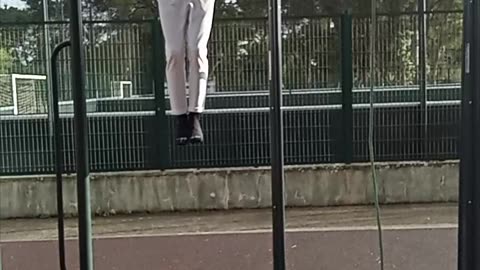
[{"xmin": 369, "ymin": 0, "xmax": 385, "ymax": 269}]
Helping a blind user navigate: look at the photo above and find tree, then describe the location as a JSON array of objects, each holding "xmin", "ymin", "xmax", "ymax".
[
  {"xmin": 7, "ymin": 0, "xmax": 464, "ymax": 91},
  {"xmin": 0, "ymin": 47, "xmax": 13, "ymax": 73},
  {"xmin": 0, "ymin": 5, "xmax": 31, "ymax": 22}
]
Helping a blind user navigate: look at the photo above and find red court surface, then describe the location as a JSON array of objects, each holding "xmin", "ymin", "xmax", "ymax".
[{"xmin": 1, "ymin": 203, "xmax": 458, "ymax": 270}]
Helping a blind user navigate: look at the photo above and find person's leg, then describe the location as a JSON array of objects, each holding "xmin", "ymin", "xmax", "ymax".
[
  {"xmin": 157, "ymin": 0, "xmax": 190, "ymax": 144},
  {"xmin": 186, "ymin": 0, "xmax": 216, "ymax": 143}
]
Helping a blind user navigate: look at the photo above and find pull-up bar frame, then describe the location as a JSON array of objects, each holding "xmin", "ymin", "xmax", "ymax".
[
  {"xmin": 69, "ymin": 0, "xmax": 94, "ymax": 269},
  {"xmin": 458, "ymin": 0, "xmax": 480, "ymax": 270},
  {"xmin": 268, "ymin": 0, "xmax": 287, "ymax": 269},
  {"xmin": 62, "ymin": 0, "xmax": 476, "ymax": 270}
]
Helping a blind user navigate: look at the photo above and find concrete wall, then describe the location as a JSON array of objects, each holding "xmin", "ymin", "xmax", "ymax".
[{"xmin": 0, "ymin": 161, "xmax": 459, "ymax": 219}]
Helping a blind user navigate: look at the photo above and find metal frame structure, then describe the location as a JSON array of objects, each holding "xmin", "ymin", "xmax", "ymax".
[
  {"xmin": 268, "ymin": 0, "xmax": 287, "ymax": 269},
  {"xmin": 69, "ymin": 0, "xmax": 94, "ymax": 269},
  {"xmin": 51, "ymin": 40, "xmax": 71, "ymax": 270},
  {"xmin": 49, "ymin": 0, "xmax": 476, "ymax": 270},
  {"xmin": 54, "ymin": 0, "xmax": 287, "ymax": 269},
  {"xmin": 458, "ymin": 0, "xmax": 480, "ymax": 270}
]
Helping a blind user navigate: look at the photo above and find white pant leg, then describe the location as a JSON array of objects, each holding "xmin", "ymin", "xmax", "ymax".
[
  {"xmin": 186, "ymin": 0, "xmax": 216, "ymax": 113},
  {"xmin": 157, "ymin": 0, "xmax": 189, "ymax": 115}
]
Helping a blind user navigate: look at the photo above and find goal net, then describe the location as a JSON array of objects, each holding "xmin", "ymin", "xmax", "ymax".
[
  {"xmin": 0, "ymin": 74, "xmax": 14, "ymax": 114},
  {"xmin": 111, "ymin": 80, "xmax": 133, "ymax": 98},
  {"xmin": 5, "ymin": 74, "xmax": 48, "ymax": 115}
]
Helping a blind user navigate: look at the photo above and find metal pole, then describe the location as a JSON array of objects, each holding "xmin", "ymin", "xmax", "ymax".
[
  {"xmin": 268, "ymin": 0, "xmax": 286, "ymax": 269},
  {"xmin": 69, "ymin": 0, "xmax": 94, "ymax": 269},
  {"xmin": 458, "ymin": 0, "xmax": 477, "ymax": 270},
  {"xmin": 341, "ymin": 10, "xmax": 353, "ymax": 164},
  {"xmin": 51, "ymin": 40, "xmax": 71, "ymax": 270},
  {"xmin": 151, "ymin": 20, "xmax": 169, "ymax": 169},
  {"xmin": 43, "ymin": 0, "xmax": 54, "ymax": 135},
  {"xmin": 418, "ymin": 0, "xmax": 428, "ymax": 159},
  {"xmin": 472, "ymin": 1, "xmax": 480, "ymax": 269}
]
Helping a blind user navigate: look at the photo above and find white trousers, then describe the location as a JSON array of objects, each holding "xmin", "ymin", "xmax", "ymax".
[{"xmin": 157, "ymin": 0, "xmax": 215, "ymax": 115}]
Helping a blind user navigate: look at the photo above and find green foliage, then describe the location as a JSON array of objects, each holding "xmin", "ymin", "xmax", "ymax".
[
  {"xmin": 0, "ymin": 47, "xmax": 13, "ymax": 73},
  {"xmin": 3, "ymin": 0, "xmax": 464, "ymax": 21},
  {"xmin": 0, "ymin": 0, "xmax": 464, "ymax": 90},
  {"xmin": 427, "ymin": 11, "xmax": 463, "ymax": 83},
  {"xmin": 0, "ymin": 6, "xmax": 32, "ymax": 22}
]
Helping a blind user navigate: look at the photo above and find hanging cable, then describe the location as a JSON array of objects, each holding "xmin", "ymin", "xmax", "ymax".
[{"xmin": 369, "ymin": 0, "xmax": 385, "ymax": 270}]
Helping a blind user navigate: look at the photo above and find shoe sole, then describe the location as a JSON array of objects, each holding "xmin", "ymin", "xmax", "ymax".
[
  {"xmin": 189, "ymin": 136, "xmax": 204, "ymax": 144},
  {"xmin": 175, "ymin": 137, "xmax": 204, "ymax": 146},
  {"xmin": 175, "ymin": 137, "xmax": 189, "ymax": 146}
]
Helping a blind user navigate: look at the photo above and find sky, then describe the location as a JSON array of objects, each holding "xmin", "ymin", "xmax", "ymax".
[{"xmin": 1, "ymin": 0, "xmax": 26, "ymax": 9}]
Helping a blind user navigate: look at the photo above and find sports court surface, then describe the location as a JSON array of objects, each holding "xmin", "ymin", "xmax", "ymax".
[{"xmin": 1, "ymin": 203, "xmax": 457, "ymax": 270}]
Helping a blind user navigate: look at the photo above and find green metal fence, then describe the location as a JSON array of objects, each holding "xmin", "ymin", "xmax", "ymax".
[{"xmin": 0, "ymin": 10, "xmax": 463, "ymax": 175}]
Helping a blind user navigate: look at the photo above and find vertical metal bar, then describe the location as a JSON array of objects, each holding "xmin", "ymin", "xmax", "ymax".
[
  {"xmin": 12, "ymin": 74, "xmax": 18, "ymax": 115},
  {"xmin": 472, "ymin": 1, "xmax": 480, "ymax": 270},
  {"xmin": 458, "ymin": 1, "xmax": 475, "ymax": 270},
  {"xmin": 268, "ymin": 0, "xmax": 286, "ymax": 269},
  {"xmin": 341, "ymin": 11, "xmax": 353, "ymax": 164},
  {"xmin": 88, "ymin": 1, "xmax": 97, "ymax": 99},
  {"xmin": 51, "ymin": 40, "xmax": 71, "ymax": 270},
  {"xmin": 43, "ymin": 0, "xmax": 54, "ymax": 137},
  {"xmin": 152, "ymin": 19, "xmax": 169, "ymax": 170},
  {"xmin": 0, "ymin": 246, "xmax": 3, "ymax": 270},
  {"xmin": 418, "ymin": 0, "xmax": 428, "ymax": 159},
  {"xmin": 69, "ymin": 0, "xmax": 94, "ymax": 269}
]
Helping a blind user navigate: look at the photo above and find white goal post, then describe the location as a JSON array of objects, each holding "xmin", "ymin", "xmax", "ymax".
[
  {"xmin": 110, "ymin": 80, "xmax": 133, "ymax": 98},
  {"xmin": 11, "ymin": 74, "xmax": 48, "ymax": 115}
]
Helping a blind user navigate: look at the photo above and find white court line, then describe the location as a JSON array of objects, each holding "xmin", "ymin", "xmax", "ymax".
[
  {"xmin": 91, "ymin": 223, "xmax": 458, "ymax": 240},
  {"xmin": 0, "ymin": 223, "xmax": 457, "ymax": 243}
]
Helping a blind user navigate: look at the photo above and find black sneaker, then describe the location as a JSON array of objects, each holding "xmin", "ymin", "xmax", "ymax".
[
  {"xmin": 188, "ymin": 112, "xmax": 204, "ymax": 144},
  {"xmin": 175, "ymin": 114, "xmax": 190, "ymax": 145}
]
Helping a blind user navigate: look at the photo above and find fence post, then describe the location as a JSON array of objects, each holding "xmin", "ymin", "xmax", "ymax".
[
  {"xmin": 340, "ymin": 10, "xmax": 354, "ymax": 163},
  {"xmin": 418, "ymin": 0, "xmax": 428, "ymax": 160},
  {"xmin": 151, "ymin": 19, "xmax": 170, "ymax": 169}
]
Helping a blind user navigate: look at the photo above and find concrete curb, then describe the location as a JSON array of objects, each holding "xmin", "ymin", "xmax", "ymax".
[{"xmin": 0, "ymin": 161, "xmax": 459, "ymax": 219}]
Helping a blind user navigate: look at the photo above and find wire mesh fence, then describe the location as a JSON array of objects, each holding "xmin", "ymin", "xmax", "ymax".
[
  {"xmin": 0, "ymin": 113, "xmax": 156, "ymax": 174},
  {"xmin": 0, "ymin": 10, "xmax": 463, "ymax": 175}
]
